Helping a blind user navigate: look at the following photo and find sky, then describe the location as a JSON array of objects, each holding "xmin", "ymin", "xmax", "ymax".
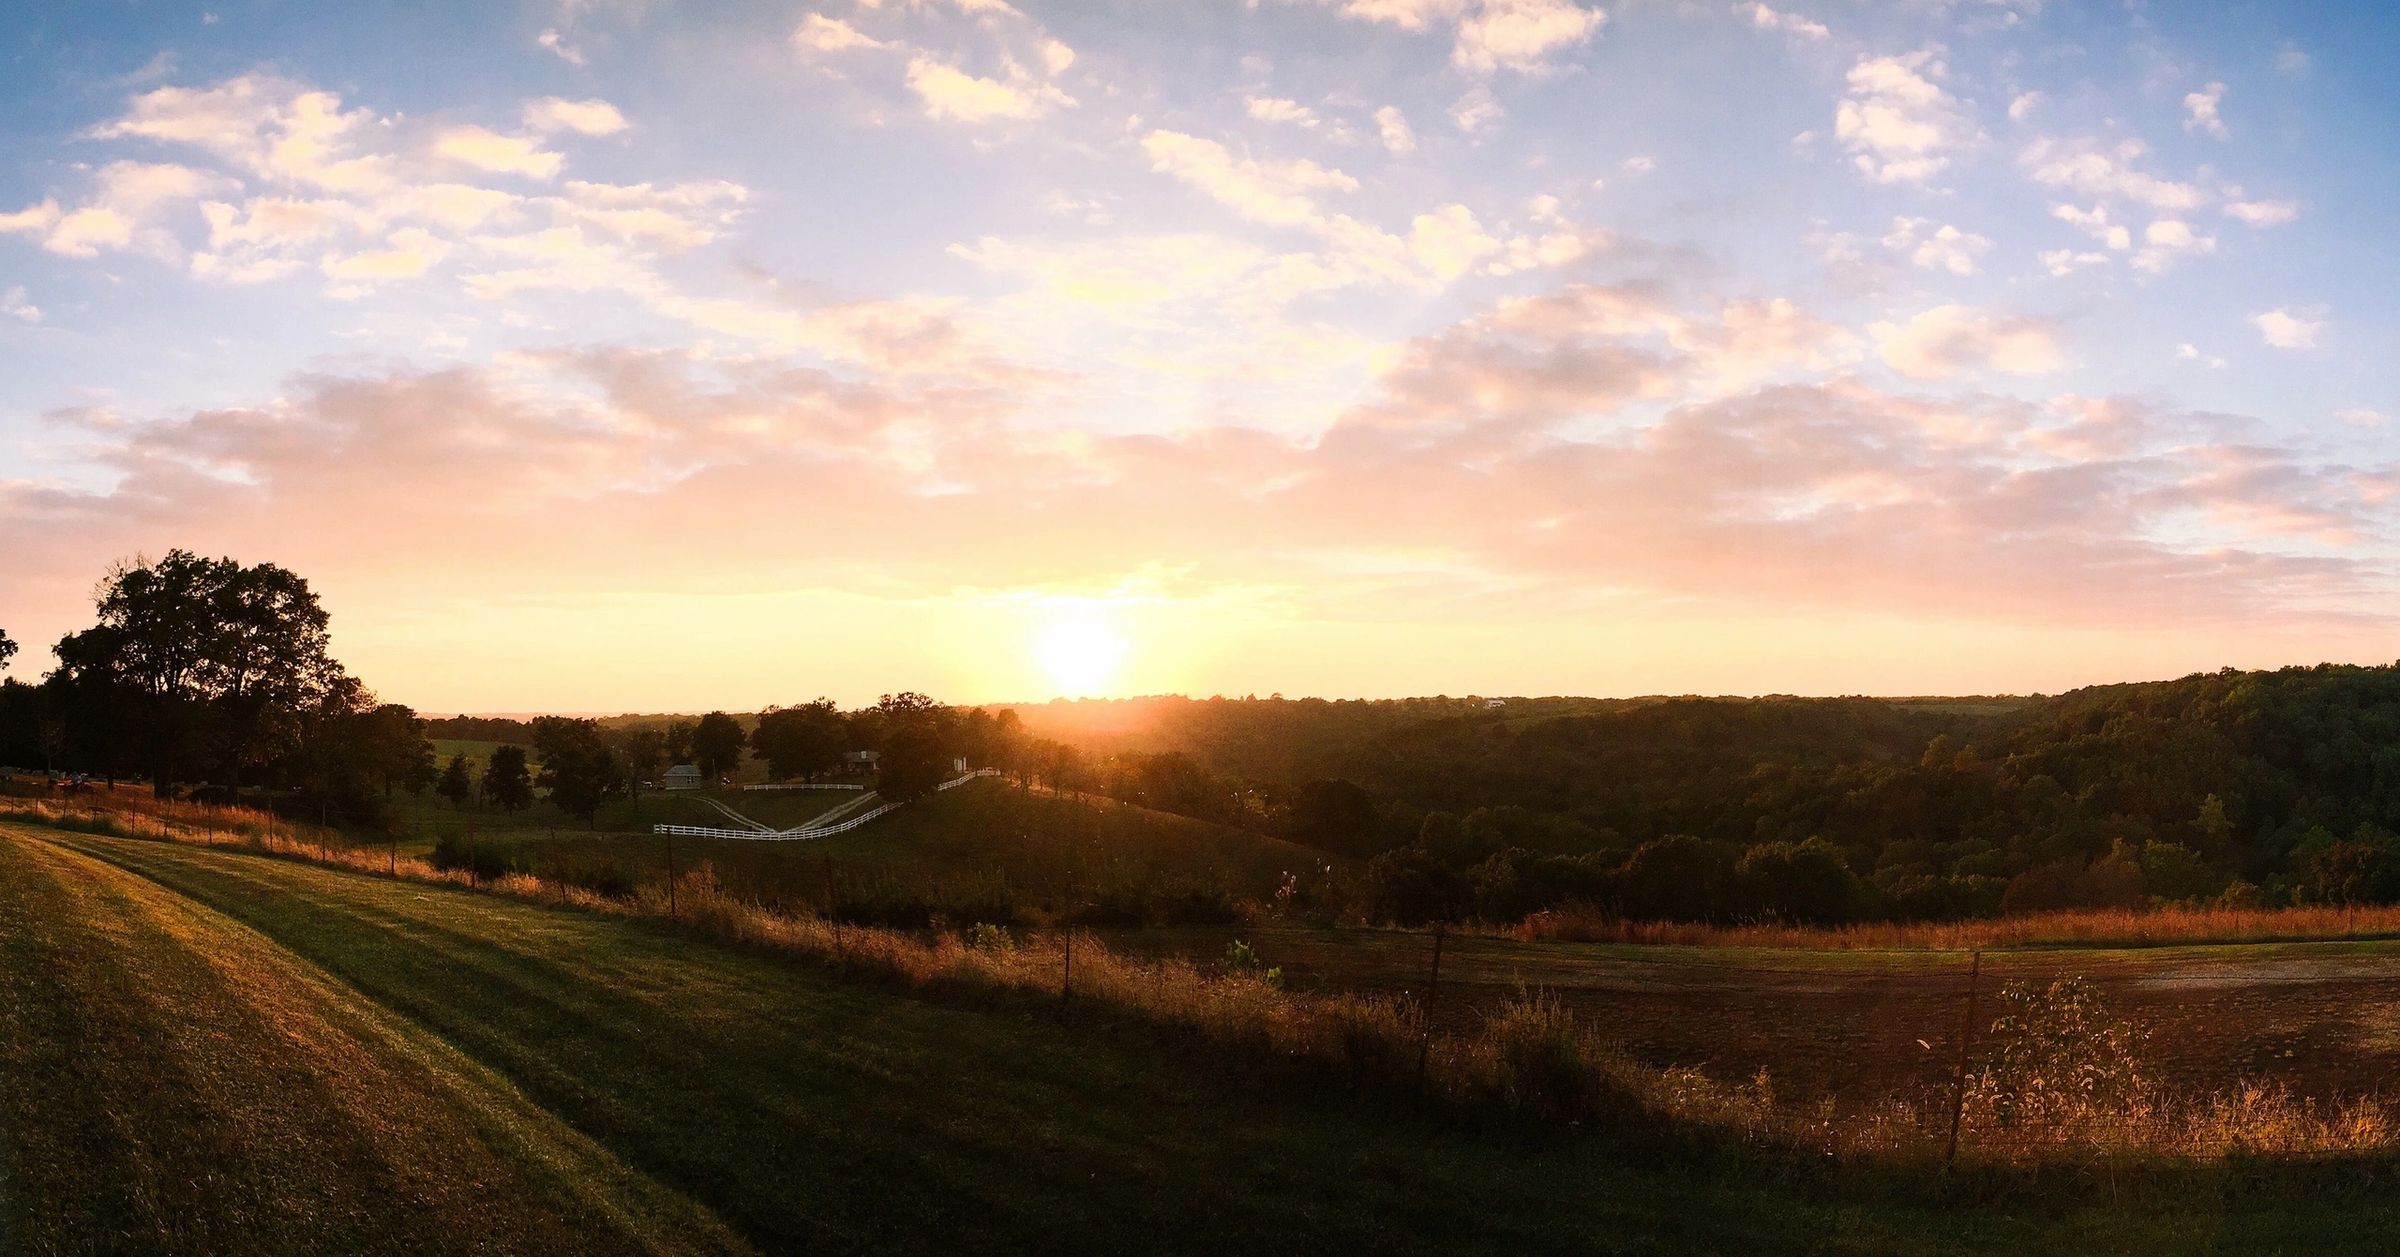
[{"xmin": 0, "ymin": 0, "xmax": 2393, "ymax": 712}]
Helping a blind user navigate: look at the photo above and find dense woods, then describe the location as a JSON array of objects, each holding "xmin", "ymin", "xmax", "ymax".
[{"xmin": 1007, "ymin": 669, "xmax": 2400, "ymax": 925}]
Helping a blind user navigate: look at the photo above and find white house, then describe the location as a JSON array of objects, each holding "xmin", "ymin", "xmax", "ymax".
[{"xmin": 663, "ymin": 764, "xmax": 705, "ymax": 790}]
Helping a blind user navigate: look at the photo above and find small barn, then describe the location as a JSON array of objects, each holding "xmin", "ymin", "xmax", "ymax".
[{"xmin": 663, "ymin": 764, "xmax": 705, "ymax": 790}]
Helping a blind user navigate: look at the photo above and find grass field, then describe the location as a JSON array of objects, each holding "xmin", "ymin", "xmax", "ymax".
[
  {"xmin": 390, "ymin": 779, "xmax": 1329, "ymax": 922},
  {"xmin": 1116, "ymin": 924, "xmax": 2400, "ymax": 1106},
  {"xmin": 15, "ymin": 822, "xmax": 2400, "ymax": 1253}
]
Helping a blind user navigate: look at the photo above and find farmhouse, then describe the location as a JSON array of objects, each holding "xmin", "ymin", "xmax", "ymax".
[{"xmin": 663, "ymin": 764, "xmax": 704, "ymax": 790}]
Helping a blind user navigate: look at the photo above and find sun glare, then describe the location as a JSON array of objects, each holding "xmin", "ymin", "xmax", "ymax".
[{"xmin": 1034, "ymin": 606, "xmax": 1131, "ymax": 698}]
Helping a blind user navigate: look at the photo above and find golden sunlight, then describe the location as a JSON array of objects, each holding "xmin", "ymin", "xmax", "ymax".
[{"xmin": 1031, "ymin": 603, "xmax": 1132, "ymax": 698}]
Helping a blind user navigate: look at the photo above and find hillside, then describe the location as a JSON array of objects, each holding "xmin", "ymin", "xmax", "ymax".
[
  {"xmin": 417, "ymin": 778, "xmax": 1335, "ymax": 925},
  {"xmin": 12, "ymin": 822, "xmax": 2400, "ymax": 1254},
  {"xmin": 1004, "ymin": 667, "xmax": 2400, "ymax": 924}
]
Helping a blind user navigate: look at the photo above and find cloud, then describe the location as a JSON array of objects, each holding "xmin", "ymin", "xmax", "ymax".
[
  {"xmin": 905, "ymin": 56, "xmax": 1074, "ymax": 122},
  {"xmin": 1746, "ymin": 4, "xmax": 1829, "ymax": 40},
  {"xmin": 2252, "ymin": 307, "xmax": 2324, "ymax": 351},
  {"xmin": 2039, "ymin": 248, "xmax": 2109, "ymax": 277},
  {"xmin": 1882, "ymin": 217, "xmax": 1989, "ymax": 276},
  {"xmin": 2131, "ymin": 218, "xmax": 2215, "ymax": 274},
  {"xmin": 2224, "ymin": 198, "xmax": 2299, "ymax": 227},
  {"xmin": 795, "ymin": 14, "xmax": 888, "ymax": 53},
  {"xmin": 1836, "ymin": 51, "xmax": 1979, "ymax": 184},
  {"xmin": 537, "ymin": 29, "xmax": 586, "ymax": 65},
  {"xmin": 432, "ymin": 126, "xmax": 565, "ymax": 178},
  {"xmin": 1141, "ymin": 131, "xmax": 1358, "ymax": 227},
  {"xmin": 2175, "ymin": 343, "xmax": 2225, "ymax": 369},
  {"xmin": 1450, "ymin": 87, "xmax": 1503, "ymax": 133},
  {"xmin": 2020, "ymin": 137, "xmax": 2205, "ymax": 212},
  {"xmin": 523, "ymin": 97, "xmax": 629, "ymax": 136},
  {"xmin": 2007, "ymin": 91, "xmax": 2044, "ymax": 122},
  {"xmin": 2182, "ymin": 82, "xmax": 2228, "ymax": 139},
  {"xmin": 2336, "ymin": 408, "xmax": 2385, "ymax": 428},
  {"xmin": 322, "ymin": 226, "xmax": 451, "ymax": 286},
  {"xmin": 1374, "ymin": 105, "xmax": 1417, "ymax": 154},
  {"xmin": 1452, "ymin": 0, "xmax": 1606, "ymax": 74},
  {"xmin": 2052, "ymin": 202, "xmax": 2129, "ymax": 251},
  {"xmin": 1318, "ymin": 0, "xmax": 1471, "ymax": 30},
  {"xmin": 1871, "ymin": 305, "xmax": 2064, "ymax": 379},
  {"xmin": 94, "ymin": 74, "xmax": 396, "ymax": 194},
  {"xmin": 1, "ymin": 285, "xmax": 39, "ymax": 322},
  {"xmin": 0, "ymin": 161, "xmax": 228, "ymax": 258},
  {"xmin": 1245, "ymin": 96, "xmax": 1321, "ymax": 128}
]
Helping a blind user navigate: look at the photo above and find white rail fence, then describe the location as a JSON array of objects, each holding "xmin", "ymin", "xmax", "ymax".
[
  {"xmin": 653, "ymin": 769, "xmax": 999, "ymax": 842},
  {"xmin": 739, "ymin": 783, "xmax": 867, "ymax": 792}
]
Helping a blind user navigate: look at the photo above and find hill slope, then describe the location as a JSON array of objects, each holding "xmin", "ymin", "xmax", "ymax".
[{"xmin": 22, "ymin": 825, "xmax": 2400, "ymax": 1252}]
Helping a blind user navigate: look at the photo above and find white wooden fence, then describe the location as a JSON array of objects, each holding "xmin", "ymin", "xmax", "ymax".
[
  {"xmin": 652, "ymin": 769, "xmax": 998, "ymax": 842},
  {"xmin": 738, "ymin": 783, "xmax": 867, "ymax": 792}
]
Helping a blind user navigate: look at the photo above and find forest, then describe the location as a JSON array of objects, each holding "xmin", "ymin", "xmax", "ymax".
[{"xmin": 1007, "ymin": 670, "xmax": 2400, "ymax": 924}]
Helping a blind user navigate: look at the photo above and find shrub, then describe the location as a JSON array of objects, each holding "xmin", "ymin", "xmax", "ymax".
[
  {"xmin": 1221, "ymin": 939, "xmax": 1282, "ymax": 989},
  {"xmin": 967, "ymin": 922, "xmax": 1016, "ymax": 953},
  {"xmin": 1965, "ymin": 977, "xmax": 2151, "ymax": 1142}
]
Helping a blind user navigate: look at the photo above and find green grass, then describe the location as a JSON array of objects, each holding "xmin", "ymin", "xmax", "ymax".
[
  {"xmin": 0, "ymin": 826, "xmax": 741, "ymax": 1255},
  {"xmin": 14, "ymin": 823, "xmax": 2400, "ymax": 1253},
  {"xmin": 411, "ymin": 780, "xmax": 1331, "ymax": 919}
]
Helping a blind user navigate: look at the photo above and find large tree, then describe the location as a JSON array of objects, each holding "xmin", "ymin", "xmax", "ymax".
[
  {"xmin": 437, "ymin": 754, "xmax": 473, "ymax": 808},
  {"xmin": 611, "ymin": 726, "xmax": 665, "ymax": 798},
  {"xmin": 876, "ymin": 724, "xmax": 951, "ymax": 803},
  {"xmin": 50, "ymin": 551, "xmax": 342, "ymax": 796},
  {"xmin": 750, "ymin": 700, "xmax": 846, "ymax": 781},
  {"xmin": 0, "ymin": 627, "xmax": 15, "ymax": 674},
  {"xmin": 692, "ymin": 711, "xmax": 745, "ymax": 782},
  {"xmin": 533, "ymin": 717, "xmax": 625, "ymax": 826},
  {"xmin": 482, "ymin": 745, "xmax": 533, "ymax": 811}
]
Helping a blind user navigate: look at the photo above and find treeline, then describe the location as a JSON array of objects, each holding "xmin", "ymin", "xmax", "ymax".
[
  {"xmin": 0, "ymin": 551, "xmax": 436, "ymax": 824},
  {"xmin": 1002, "ymin": 669, "xmax": 2400, "ymax": 926},
  {"xmin": 0, "ymin": 554, "xmax": 1043, "ymax": 830}
]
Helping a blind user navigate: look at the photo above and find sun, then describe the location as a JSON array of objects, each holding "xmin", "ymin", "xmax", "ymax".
[{"xmin": 1033, "ymin": 605, "xmax": 1131, "ymax": 697}]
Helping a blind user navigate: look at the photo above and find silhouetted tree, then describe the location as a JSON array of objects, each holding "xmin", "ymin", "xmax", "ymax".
[
  {"xmin": 877, "ymin": 725, "xmax": 951, "ymax": 802},
  {"xmin": 50, "ymin": 551, "xmax": 341, "ymax": 797},
  {"xmin": 611, "ymin": 726, "xmax": 665, "ymax": 798},
  {"xmin": 692, "ymin": 711, "xmax": 745, "ymax": 782},
  {"xmin": 751, "ymin": 700, "xmax": 846, "ymax": 781},
  {"xmin": 533, "ymin": 716, "xmax": 624, "ymax": 827},
  {"xmin": 482, "ymin": 745, "xmax": 533, "ymax": 811},
  {"xmin": 438, "ymin": 754, "xmax": 473, "ymax": 808}
]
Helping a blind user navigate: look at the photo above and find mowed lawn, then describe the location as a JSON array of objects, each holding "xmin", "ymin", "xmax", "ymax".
[
  {"xmin": 476, "ymin": 781, "xmax": 1329, "ymax": 911},
  {"xmin": 9, "ymin": 826, "xmax": 2400, "ymax": 1254}
]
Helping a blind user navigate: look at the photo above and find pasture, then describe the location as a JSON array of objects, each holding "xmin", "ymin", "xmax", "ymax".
[
  {"xmin": 1119, "ymin": 925, "xmax": 2400, "ymax": 1107},
  {"xmin": 15, "ymin": 820, "xmax": 2400, "ymax": 1254},
  {"xmin": 387, "ymin": 779, "xmax": 1328, "ymax": 923}
]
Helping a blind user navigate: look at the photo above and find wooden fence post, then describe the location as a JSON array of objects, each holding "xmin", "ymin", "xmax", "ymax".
[
  {"xmin": 1062, "ymin": 929, "xmax": 1075, "ymax": 1003},
  {"xmin": 666, "ymin": 830, "xmax": 678, "ymax": 915},
  {"xmin": 1945, "ymin": 950, "xmax": 1983, "ymax": 1168},
  {"xmin": 1416, "ymin": 924, "xmax": 1446, "ymax": 1085}
]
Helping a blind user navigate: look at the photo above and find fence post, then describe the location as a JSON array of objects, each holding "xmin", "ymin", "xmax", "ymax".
[
  {"xmin": 1945, "ymin": 950, "xmax": 1983, "ymax": 1168},
  {"xmin": 823, "ymin": 854, "xmax": 844, "ymax": 955},
  {"xmin": 1416, "ymin": 924, "xmax": 1446, "ymax": 1085},
  {"xmin": 1063, "ymin": 928, "xmax": 1074, "ymax": 1003},
  {"xmin": 666, "ymin": 830, "xmax": 678, "ymax": 915},
  {"xmin": 389, "ymin": 832, "xmax": 398, "ymax": 878}
]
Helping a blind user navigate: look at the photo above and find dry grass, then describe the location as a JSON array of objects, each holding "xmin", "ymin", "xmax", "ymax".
[
  {"xmin": 11, "ymin": 790, "xmax": 2399, "ymax": 1171},
  {"xmin": 1513, "ymin": 901, "xmax": 2400, "ymax": 952}
]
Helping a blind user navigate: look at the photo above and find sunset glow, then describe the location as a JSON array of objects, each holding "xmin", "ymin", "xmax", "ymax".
[{"xmin": 0, "ymin": 2, "xmax": 2392, "ymax": 708}]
